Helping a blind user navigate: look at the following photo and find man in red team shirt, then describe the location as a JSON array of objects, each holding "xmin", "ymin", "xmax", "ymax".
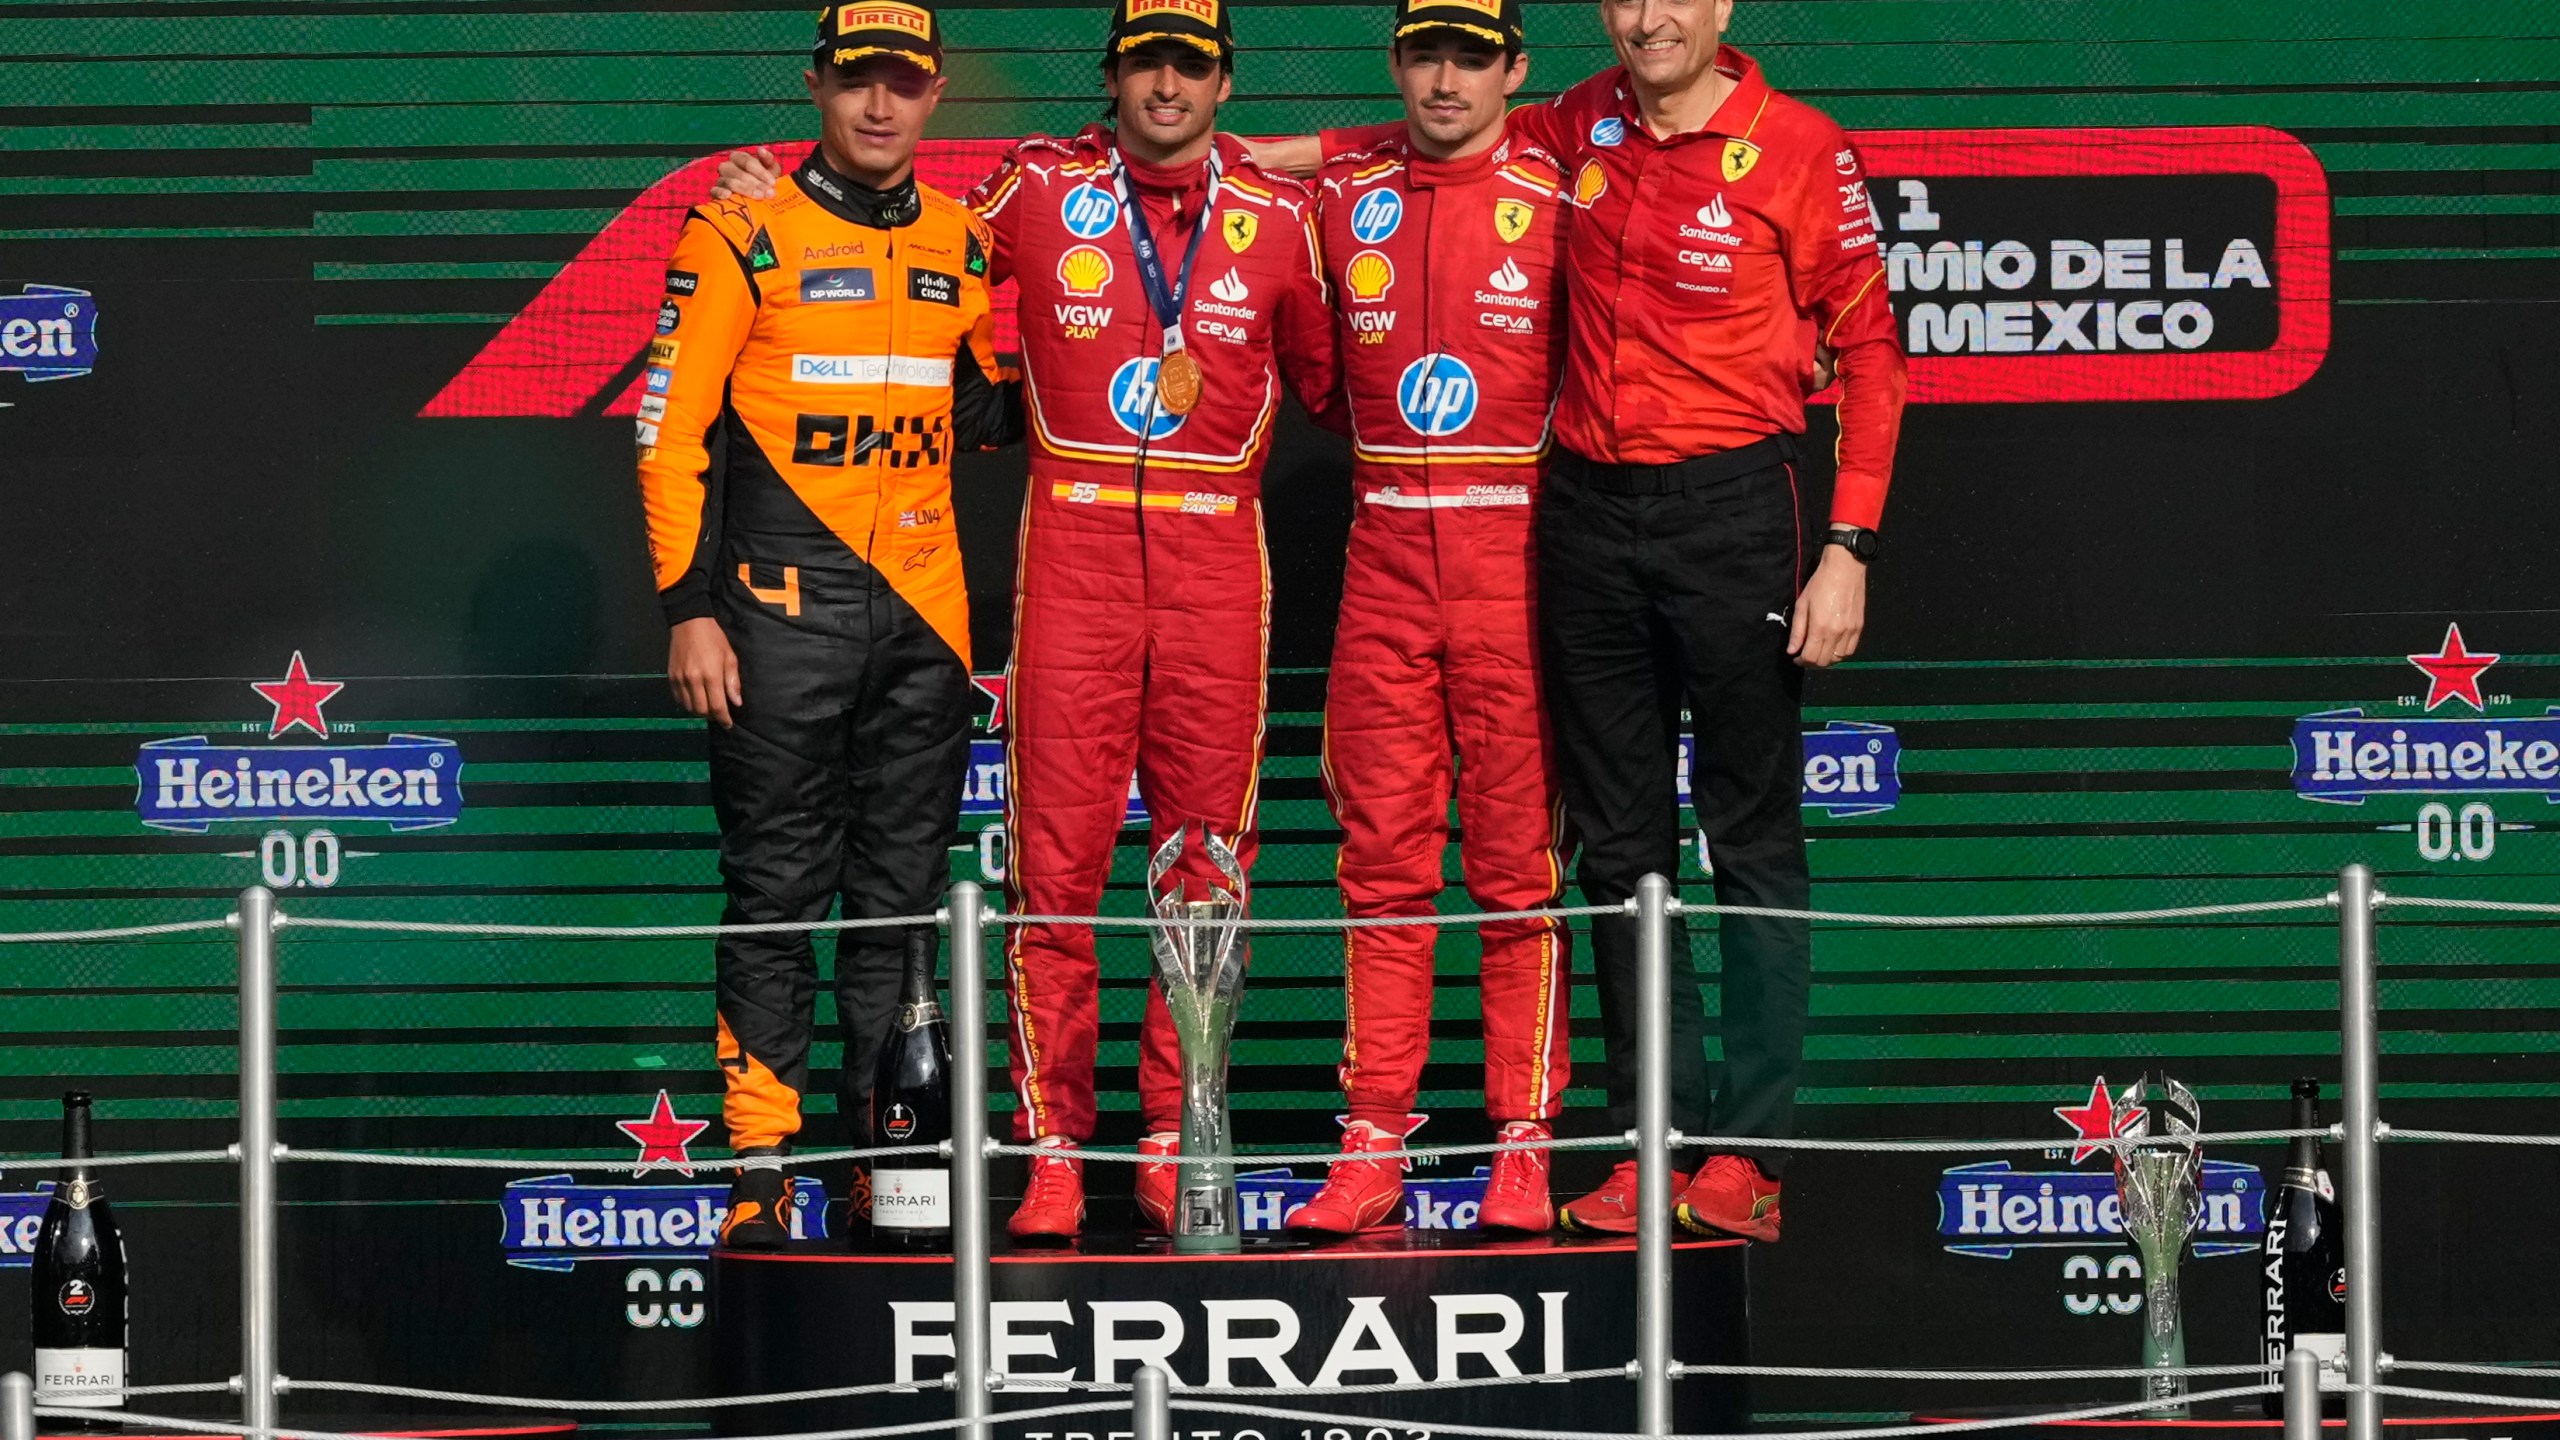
[
  {"xmin": 1281, "ymin": 0, "xmax": 1576, "ymax": 1238},
  {"xmin": 1275, "ymin": 0, "xmax": 1908, "ymax": 1241}
]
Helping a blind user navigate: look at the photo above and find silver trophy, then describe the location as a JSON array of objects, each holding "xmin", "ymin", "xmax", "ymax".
[
  {"xmin": 2115, "ymin": 1073, "xmax": 2205, "ymax": 1417},
  {"xmin": 1146, "ymin": 825, "xmax": 1250, "ymax": 1254}
]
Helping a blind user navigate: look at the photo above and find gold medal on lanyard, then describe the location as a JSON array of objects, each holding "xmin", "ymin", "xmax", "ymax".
[{"xmin": 1158, "ymin": 344, "xmax": 1203, "ymax": 415}]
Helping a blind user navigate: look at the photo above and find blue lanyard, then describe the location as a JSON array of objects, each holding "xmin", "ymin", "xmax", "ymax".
[{"xmin": 1109, "ymin": 146, "xmax": 1222, "ymax": 355}]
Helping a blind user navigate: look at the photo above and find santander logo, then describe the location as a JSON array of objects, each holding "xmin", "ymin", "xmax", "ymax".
[
  {"xmin": 1486, "ymin": 257, "xmax": 1529, "ymax": 294},
  {"xmin": 1208, "ymin": 268, "xmax": 1250, "ymax": 303},
  {"xmin": 1698, "ymin": 194, "xmax": 1733, "ymax": 228}
]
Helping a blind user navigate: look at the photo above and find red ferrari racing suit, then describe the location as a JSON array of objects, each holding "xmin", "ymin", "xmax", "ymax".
[
  {"xmin": 1314, "ymin": 132, "xmax": 1573, "ymax": 1129},
  {"xmin": 968, "ymin": 127, "xmax": 1336, "ymax": 1142}
]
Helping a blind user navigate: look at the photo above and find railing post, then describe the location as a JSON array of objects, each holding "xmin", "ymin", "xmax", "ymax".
[
  {"xmin": 948, "ymin": 883, "xmax": 991, "ymax": 1440},
  {"xmin": 1634, "ymin": 872, "xmax": 1674, "ymax": 1439},
  {"xmin": 3, "ymin": 1370, "xmax": 35, "ymax": 1440},
  {"xmin": 2282, "ymin": 1345, "xmax": 2322, "ymax": 1440},
  {"xmin": 1132, "ymin": 1364, "xmax": 1171, "ymax": 1440},
  {"xmin": 2336, "ymin": 864, "xmax": 2382, "ymax": 1440},
  {"xmin": 236, "ymin": 887, "xmax": 280, "ymax": 1439}
]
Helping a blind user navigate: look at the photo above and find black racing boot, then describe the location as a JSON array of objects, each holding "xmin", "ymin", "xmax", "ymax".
[{"xmin": 720, "ymin": 1148, "xmax": 791, "ymax": 1251}]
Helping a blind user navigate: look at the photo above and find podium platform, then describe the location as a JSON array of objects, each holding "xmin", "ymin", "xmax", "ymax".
[
  {"xmin": 714, "ymin": 1228, "xmax": 1751, "ymax": 1438},
  {"xmin": 1914, "ymin": 1399, "xmax": 2560, "ymax": 1439}
]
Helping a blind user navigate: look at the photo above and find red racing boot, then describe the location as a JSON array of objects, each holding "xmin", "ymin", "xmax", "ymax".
[
  {"xmin": 1284, "ymin": 1120, "xmax": 1408, "ymax": 1236},
  {"xmin": 1557, "ymin": 1158, "xmax": 1693, "ymax": 1236},
  {"xmin": 1675, "ymin": 1155, "xmax": 1782, "ymax": 1241},
  {"xmin": 1006, "ymin": 1138, "xmax": 1085, "ymax": 1243},
  {"xmin": 1132, "ymin": 1132, "xmax": 1181, "ymax": 1233},
  {"xmin": 1475, "ymin": 1121, "xmax": 1555, "ymax": 1233}
]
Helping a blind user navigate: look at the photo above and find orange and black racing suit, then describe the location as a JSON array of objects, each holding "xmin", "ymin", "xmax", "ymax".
[{"xmin": 636, "ymin": 148, "xmax": 1019, "ymax": 1157}]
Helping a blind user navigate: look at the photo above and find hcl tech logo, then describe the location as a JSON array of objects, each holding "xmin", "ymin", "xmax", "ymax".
[
  {"xmin": 1107, "ymin": 356, "xmax": 1186, "ymax": 438},
  {"xmin": 1061, "ymin": 184, "xmax": 1119, "ymax": 239},
  {"xmin": 1349, "ymin": 188, "xmax": 1404, "ymax": 243},
  {"xmin": 1396, "ymin": 352, "xmax": 1478, "ymax": 436}
]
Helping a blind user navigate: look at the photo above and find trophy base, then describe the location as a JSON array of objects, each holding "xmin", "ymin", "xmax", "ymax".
[
  {"xmin": 1914, "ymin": 1398, "xmax": 2560, "ymax": 1439},
  {"xmin": 713, "ymin": 1224, "xmax": 1752, "ymax": 1439}
]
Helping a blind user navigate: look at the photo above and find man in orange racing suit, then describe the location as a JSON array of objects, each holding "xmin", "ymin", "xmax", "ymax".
[
  {"xmin": 638, "ymin": 0, "xmax": 1018, "ymax": 1249},
  {"xmin": 1278, "ymin": 0, "xmax": 1576, "ymax": 1238}
]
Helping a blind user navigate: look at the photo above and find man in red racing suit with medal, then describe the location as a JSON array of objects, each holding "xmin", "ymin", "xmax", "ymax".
[{"xmin": 966, "ymin": 0, "xmax": 1337, "ymax": 1241}]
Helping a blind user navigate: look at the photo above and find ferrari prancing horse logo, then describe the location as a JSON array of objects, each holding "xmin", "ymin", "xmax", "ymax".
[
  {"xmin": 1222, "ymin": 211, "xmax": 1258, "ymax": 252},
  {"xmin": 1493, "ymin": 198, "xmax": 1533, "ymax": 243},
  {"xmin": 1720, "ymin": 139, "xmax": 1761, "ymax": 183}
]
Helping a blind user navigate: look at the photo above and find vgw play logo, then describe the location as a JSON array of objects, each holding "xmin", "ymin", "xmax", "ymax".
[
  {"xmin": 133, "ymin": 654, "xmax": 466, "ymax": 891},
  {"xmin": 2292, "ymin": 623, "xmax": 2545, "ymax": 865},
  {"xmin": 1936, "ymin": 1078, "xmax": 2265, "ymax": 1317}
]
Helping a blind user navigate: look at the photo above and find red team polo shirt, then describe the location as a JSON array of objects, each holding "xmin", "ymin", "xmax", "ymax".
[{"xmin": 1328, "ymin": 47, "xmax": 1909, "ymax": 528}]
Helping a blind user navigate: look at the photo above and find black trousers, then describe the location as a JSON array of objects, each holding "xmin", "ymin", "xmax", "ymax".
[
  {"xmin": 1536, "ymin": 441, "xmax": 1812, "ymax": 1173},
  {"xmin": 708, "ymin": 547, "xmax": 971, "ymax": 1155}
]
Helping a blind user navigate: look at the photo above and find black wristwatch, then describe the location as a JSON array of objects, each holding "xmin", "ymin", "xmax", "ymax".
[{"xmin": 1825, "ymin": 525, "xmax": 1878, "ymax": 563}]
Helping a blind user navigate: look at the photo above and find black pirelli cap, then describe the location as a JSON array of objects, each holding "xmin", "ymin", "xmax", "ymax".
[
  {"xmin": 1392, "ymin": 0, "xmax": 1524, "ymax": 50},
  {"xmin": 814, "ymin": 0, "xmax": 944, "ymax": 73},
  {"xmin": 1105, "ymin": 0, "xmax": 1234, "ymax": 60}
]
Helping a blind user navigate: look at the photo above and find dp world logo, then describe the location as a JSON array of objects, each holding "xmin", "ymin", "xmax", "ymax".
[
  {"xmin": 1108, "ymin": 357, "xmax": 1186, "ymax": 439},
  {"xmin": 1349, "ymin": 188, "xmax": 1404, "ymax": 243},
  {"xmin": 1395, "ymin": 352, "xmax": 1477, "ymax": 436},
  {"xmin": 1061, "ymin": 183, "xmax": 1119, "ymax": 239}
]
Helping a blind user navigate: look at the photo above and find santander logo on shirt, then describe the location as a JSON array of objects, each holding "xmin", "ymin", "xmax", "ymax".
[
  {"xmin": 1682, "ymin": 193, "xmax": 1743, "ymax": 246},
  {"xmin": 1486, "ymin": 258, "xmax": 1530, "ymax": 294},
  {"xmin": 1196, "ymin": 265, "xmax": 1258, "ymax": 323}
]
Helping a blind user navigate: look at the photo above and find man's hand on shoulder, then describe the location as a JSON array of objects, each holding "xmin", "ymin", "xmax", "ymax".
[
  {"xmin": 669, "ymin": 617, "xmax": 743, "ymax": 727},
  {"xmin": 712, "ymin": 146, "xmax": 784, "ymax": 202},
  {"xmin": 1241, "ymin": 135, "xmax": 1322, "ymax": 178},
  {"xmin": 1788, "ymin": 544, "xmax": 1866, "ymax": 669}
]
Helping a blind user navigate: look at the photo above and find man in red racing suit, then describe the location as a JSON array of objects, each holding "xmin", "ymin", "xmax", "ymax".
[
  {"xmin": 1281, "ymin": 0, "xmax": 1577, "ymax": 1239},
  {"xmin": 965, "ymin": 0, "xmax": 1336, "ymax": 1241}
]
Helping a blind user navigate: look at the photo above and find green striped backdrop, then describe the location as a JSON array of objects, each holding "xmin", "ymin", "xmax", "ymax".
[{"xmin": 3, "ymin": 0, "xmax": 2557, "ymax": 1168}]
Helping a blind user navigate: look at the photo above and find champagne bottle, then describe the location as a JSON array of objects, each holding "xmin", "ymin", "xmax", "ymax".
[
  {"xmin": 33, "ymin": 1091, "xmax": 129, "ymax": 1427},
  {"xmin": 2261, "ymin": 1077, "xmax": 2346, "ymax": 1415},
  {"xmin": 871, "ymin": 929, "xmax": 952, "ymax": 1249}
]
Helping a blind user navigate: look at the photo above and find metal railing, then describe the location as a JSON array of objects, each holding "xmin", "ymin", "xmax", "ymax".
[{"xmin": 1, "ymin": 864, "xmax": 2556, "ymax": 1440}]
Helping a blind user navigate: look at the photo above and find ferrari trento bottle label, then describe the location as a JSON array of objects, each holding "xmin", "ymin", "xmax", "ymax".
[
  {"xmin": 35, "ymin": 1347, "xmax": 124, "ymax": 1407},
  {"xmin": 870, "ymin": 1169, "xmax": 950, "ymax": 1229}
]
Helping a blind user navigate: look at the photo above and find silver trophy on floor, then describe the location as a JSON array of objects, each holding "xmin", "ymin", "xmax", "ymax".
[
  {"xmin": 2115, "ymin": 1073, "xmax": 2205, "ymax": 1417},
  {"xmin": 1146, "ymin": 825, "xmax": 1249, "ymax": 1254}
]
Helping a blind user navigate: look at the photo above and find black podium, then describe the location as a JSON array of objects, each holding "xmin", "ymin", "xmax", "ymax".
[{"xmin": 715, "ymin": 1230, "xmax": 1751, "ymax": 1438}]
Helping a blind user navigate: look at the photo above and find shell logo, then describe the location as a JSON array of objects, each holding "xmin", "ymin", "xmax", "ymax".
[
  {"xmin": 1573, "ymin": 160, "xmax": 1608, "ymax": 207},
  {"xmin": 1345, "ymin": 248, "xmax": 1395, "ymax": 302},
  {"xmin": 1057, "ymin": 245, "xmax": 1113, "ymax": 298}
]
